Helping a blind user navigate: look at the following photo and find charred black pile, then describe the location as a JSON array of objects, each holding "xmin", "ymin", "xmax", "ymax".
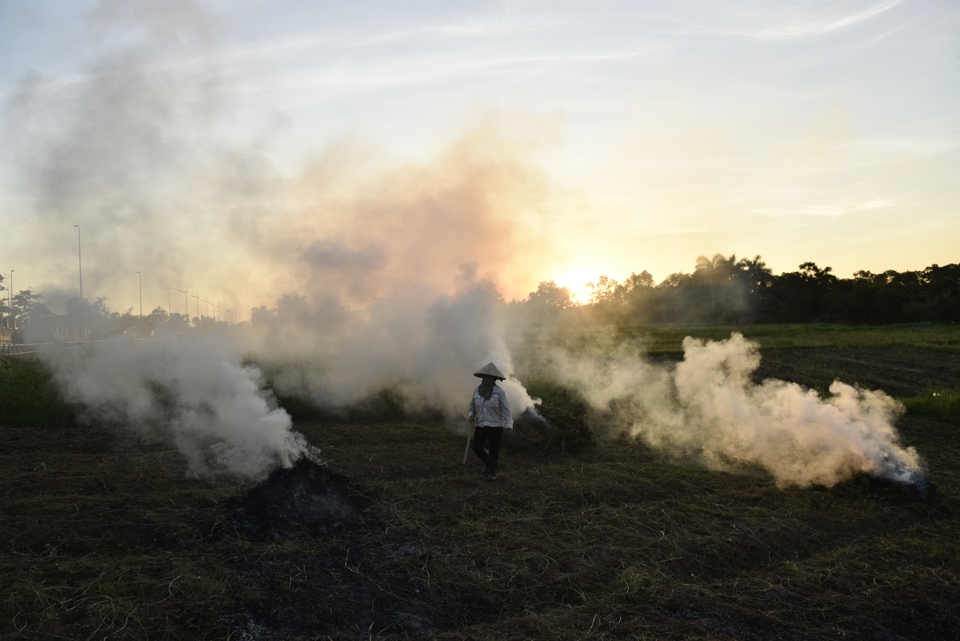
[
  {"xmin": 873, "ymin": 473, "xmax": 937, "ymax": 502},
  {"xmin": 227, "ymin": 458, "xmax": 362, "ymax": 540},
  {"xmin": 222, "ymin": 458, "xmax": 490, "ymax": 640},
  {"xmin": 828, "ymin": 471, "xmax": 940, "ymax": 504}
]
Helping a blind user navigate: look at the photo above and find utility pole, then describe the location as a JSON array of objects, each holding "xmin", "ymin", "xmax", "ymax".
[{"xmin": 74, "ymin": 225, "xmax": 82, "ymax": 300}]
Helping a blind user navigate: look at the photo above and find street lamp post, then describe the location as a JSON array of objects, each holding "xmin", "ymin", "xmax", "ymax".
[
  {"xmin": 192, "ymin": 293, "xmax": 199, "ymax": 323},
  {"xmin": 8, "ymin": 269, "xmax": 13, "ymax": 330},
  {"xmin": 179, "ymin": 288, "xmax": 188, "ymax": 317},
  {"xmin": 73, "ymin": 225, "xmax": 82, "ymax": 300},
  {"xmin": 137, "ymin": 271, "xmax": 142, "ymax": 318},
  {"xmin": 167, "ymin": 288, "xmax": 171, "ymax": 317}
]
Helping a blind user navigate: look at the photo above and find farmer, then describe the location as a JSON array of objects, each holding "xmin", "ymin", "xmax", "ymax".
[{"xmin": 468, "ymin": 362, "xmax": 513, "ymax": 480}]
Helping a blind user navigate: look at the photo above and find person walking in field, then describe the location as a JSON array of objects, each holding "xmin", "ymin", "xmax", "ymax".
[{"xmin": 468, "ymin": 362, "xmax": 513, "ymax": 480}]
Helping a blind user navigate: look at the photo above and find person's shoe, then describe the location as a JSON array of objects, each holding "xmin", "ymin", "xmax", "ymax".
[{"xmin": 486, "ymin": 471, "xmax": 497, "ymax": 481}]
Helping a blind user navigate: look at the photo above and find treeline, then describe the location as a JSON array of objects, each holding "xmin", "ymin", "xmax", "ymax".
[
  {"xmin": 520, "ymin": 255, "xmax": 960, "ymax": 324},
  {"xmin": 3, "ymin": 255, "xmax": 959, "ymax": 340},
  {"xmin": 0, "ymin": 291, "xmax": 219, "ymax": 343}
]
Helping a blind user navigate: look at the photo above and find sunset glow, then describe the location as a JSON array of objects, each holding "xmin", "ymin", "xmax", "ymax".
[
  {"xmin": 553, "ymin": 267, "xmax": 600, "ymax": 305},
  {"xmin": 0, "ymin": 1, "xmax": 957, "ymax": 313}
]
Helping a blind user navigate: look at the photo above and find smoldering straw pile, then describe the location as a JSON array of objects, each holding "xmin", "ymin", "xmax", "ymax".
[{"xmin": 227, "ymin": 457, "xmax": 361, "ymax": 540}]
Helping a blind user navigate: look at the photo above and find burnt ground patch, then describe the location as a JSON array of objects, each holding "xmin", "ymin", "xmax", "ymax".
[
  {"xmin": 223, "ymin": 458, "xmax": 492, "ymax": 640},
  {"xmin": 222, "ymin": 531, "xmax": 493, "ymax": 641},
  {"xmin": 226, "ymin": 458, "xmax": 362, "ymax": 540}
]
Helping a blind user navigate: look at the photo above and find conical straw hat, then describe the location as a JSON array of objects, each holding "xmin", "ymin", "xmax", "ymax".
[{"xmin": 474, "ymin": 362, "xmax": 506, "ymax": 380}]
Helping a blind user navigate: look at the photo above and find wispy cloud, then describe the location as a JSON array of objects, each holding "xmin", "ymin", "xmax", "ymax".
[
  {"xmin": 751, "ymin": 0, "xmax": 905, "ymax": 41},
  {"xmin": 229, "ymin": 43, "xmax": 646, "ymax": 97},
  {"xmin": 845, "ymin": 138, "xmax": 959, "ymax": 157},
  {"xmin": 657, "ymin": 226, "xmax": 708, "ymax": 235},
  {"xmin": 213, "ymin": 17, "xmax": 532, "ymax": 67},
  {"xmin": 759, "ymin": 199, "xmax": 895, "ymax": 218}
]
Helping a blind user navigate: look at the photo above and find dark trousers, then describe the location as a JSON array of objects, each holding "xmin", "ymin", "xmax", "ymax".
[{"xmin": 472, "ymin": 426, "xmax": 503, "ymax": 468}]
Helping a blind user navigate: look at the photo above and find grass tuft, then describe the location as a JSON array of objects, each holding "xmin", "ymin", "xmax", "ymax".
[{"xmin": 904, "ymin": 388, "xmax": 960, "ymax": 426}]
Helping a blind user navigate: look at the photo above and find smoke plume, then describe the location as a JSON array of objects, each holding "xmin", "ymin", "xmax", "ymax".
[
  {"xmin": 544, "ymin": 332, "xmax": 922, "ymax": 488},
  {"xmin": 4, "ymin": 0, "xmax": 546, "ymax": 465},
  {"xmin": 42, "ymin": 332, "xmax": 309, "ymax": 479},
  {"xmin": 253, "ymin": 273, "xmax": 538, "ymax": 424}
]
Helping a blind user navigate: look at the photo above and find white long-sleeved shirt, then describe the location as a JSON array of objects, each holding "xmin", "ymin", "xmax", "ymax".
[{"xmin": 468, "ymin": 384, "xmax": 514, "ymax": 429}]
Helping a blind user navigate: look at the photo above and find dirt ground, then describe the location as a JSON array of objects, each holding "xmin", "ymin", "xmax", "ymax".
[{"xmin": 2, "ymin": 344, "xmax": 959, "ymax": 640}]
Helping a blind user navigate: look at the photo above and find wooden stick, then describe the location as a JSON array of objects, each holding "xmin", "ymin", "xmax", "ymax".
[{"xmin": 463, "ymin": 424, "xmax": 472, "ymax": 464}]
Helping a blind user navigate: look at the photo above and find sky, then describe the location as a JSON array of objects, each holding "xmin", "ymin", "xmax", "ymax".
[{"xmin": 1, "ymin": 0, "xmax": 958, "ymax": 313}]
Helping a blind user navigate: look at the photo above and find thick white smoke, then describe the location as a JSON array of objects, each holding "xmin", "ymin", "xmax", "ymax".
[
  {"xmin": 255, "ymin": 274, "xmax": 538, "ymax": 423},
  {"xmin": 42, "ymin": 332, "xmax": 310, "ymax": 479},
  {"xmin": 544, "ymin": 332, "xmax": 922, "ymax": 488},
  {"xmin": 3, "ymin": 1, "xmax": 546, "ymax": 451}
]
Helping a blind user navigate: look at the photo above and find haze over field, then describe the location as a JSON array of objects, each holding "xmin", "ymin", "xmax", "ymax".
[{"xmin": 0, "ymin": 1, "xmax": 944, "ymax": 486}]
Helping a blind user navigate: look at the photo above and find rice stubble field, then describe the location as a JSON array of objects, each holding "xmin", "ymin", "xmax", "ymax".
[{"xmin": 1, "ymin": 324, "xmax": 959, "ymax": 640}]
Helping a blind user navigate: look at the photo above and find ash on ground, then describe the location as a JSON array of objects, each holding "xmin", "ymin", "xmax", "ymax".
[{"xmin": 227, "ymin": 458, "xmax": 361, "ymax": 540}]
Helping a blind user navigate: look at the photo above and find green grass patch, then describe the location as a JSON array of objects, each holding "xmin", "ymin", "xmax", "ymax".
[
  {"xmin": 904, "ymin": 388, "xmax": 960, "ymax": 426},
  {"xmin": 0, "ymin": 357, "xmax": 76, "ymax": 427},
  {"xmin": 513, "ymin": 322, "xmax": 960, "ymax": 357}
]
